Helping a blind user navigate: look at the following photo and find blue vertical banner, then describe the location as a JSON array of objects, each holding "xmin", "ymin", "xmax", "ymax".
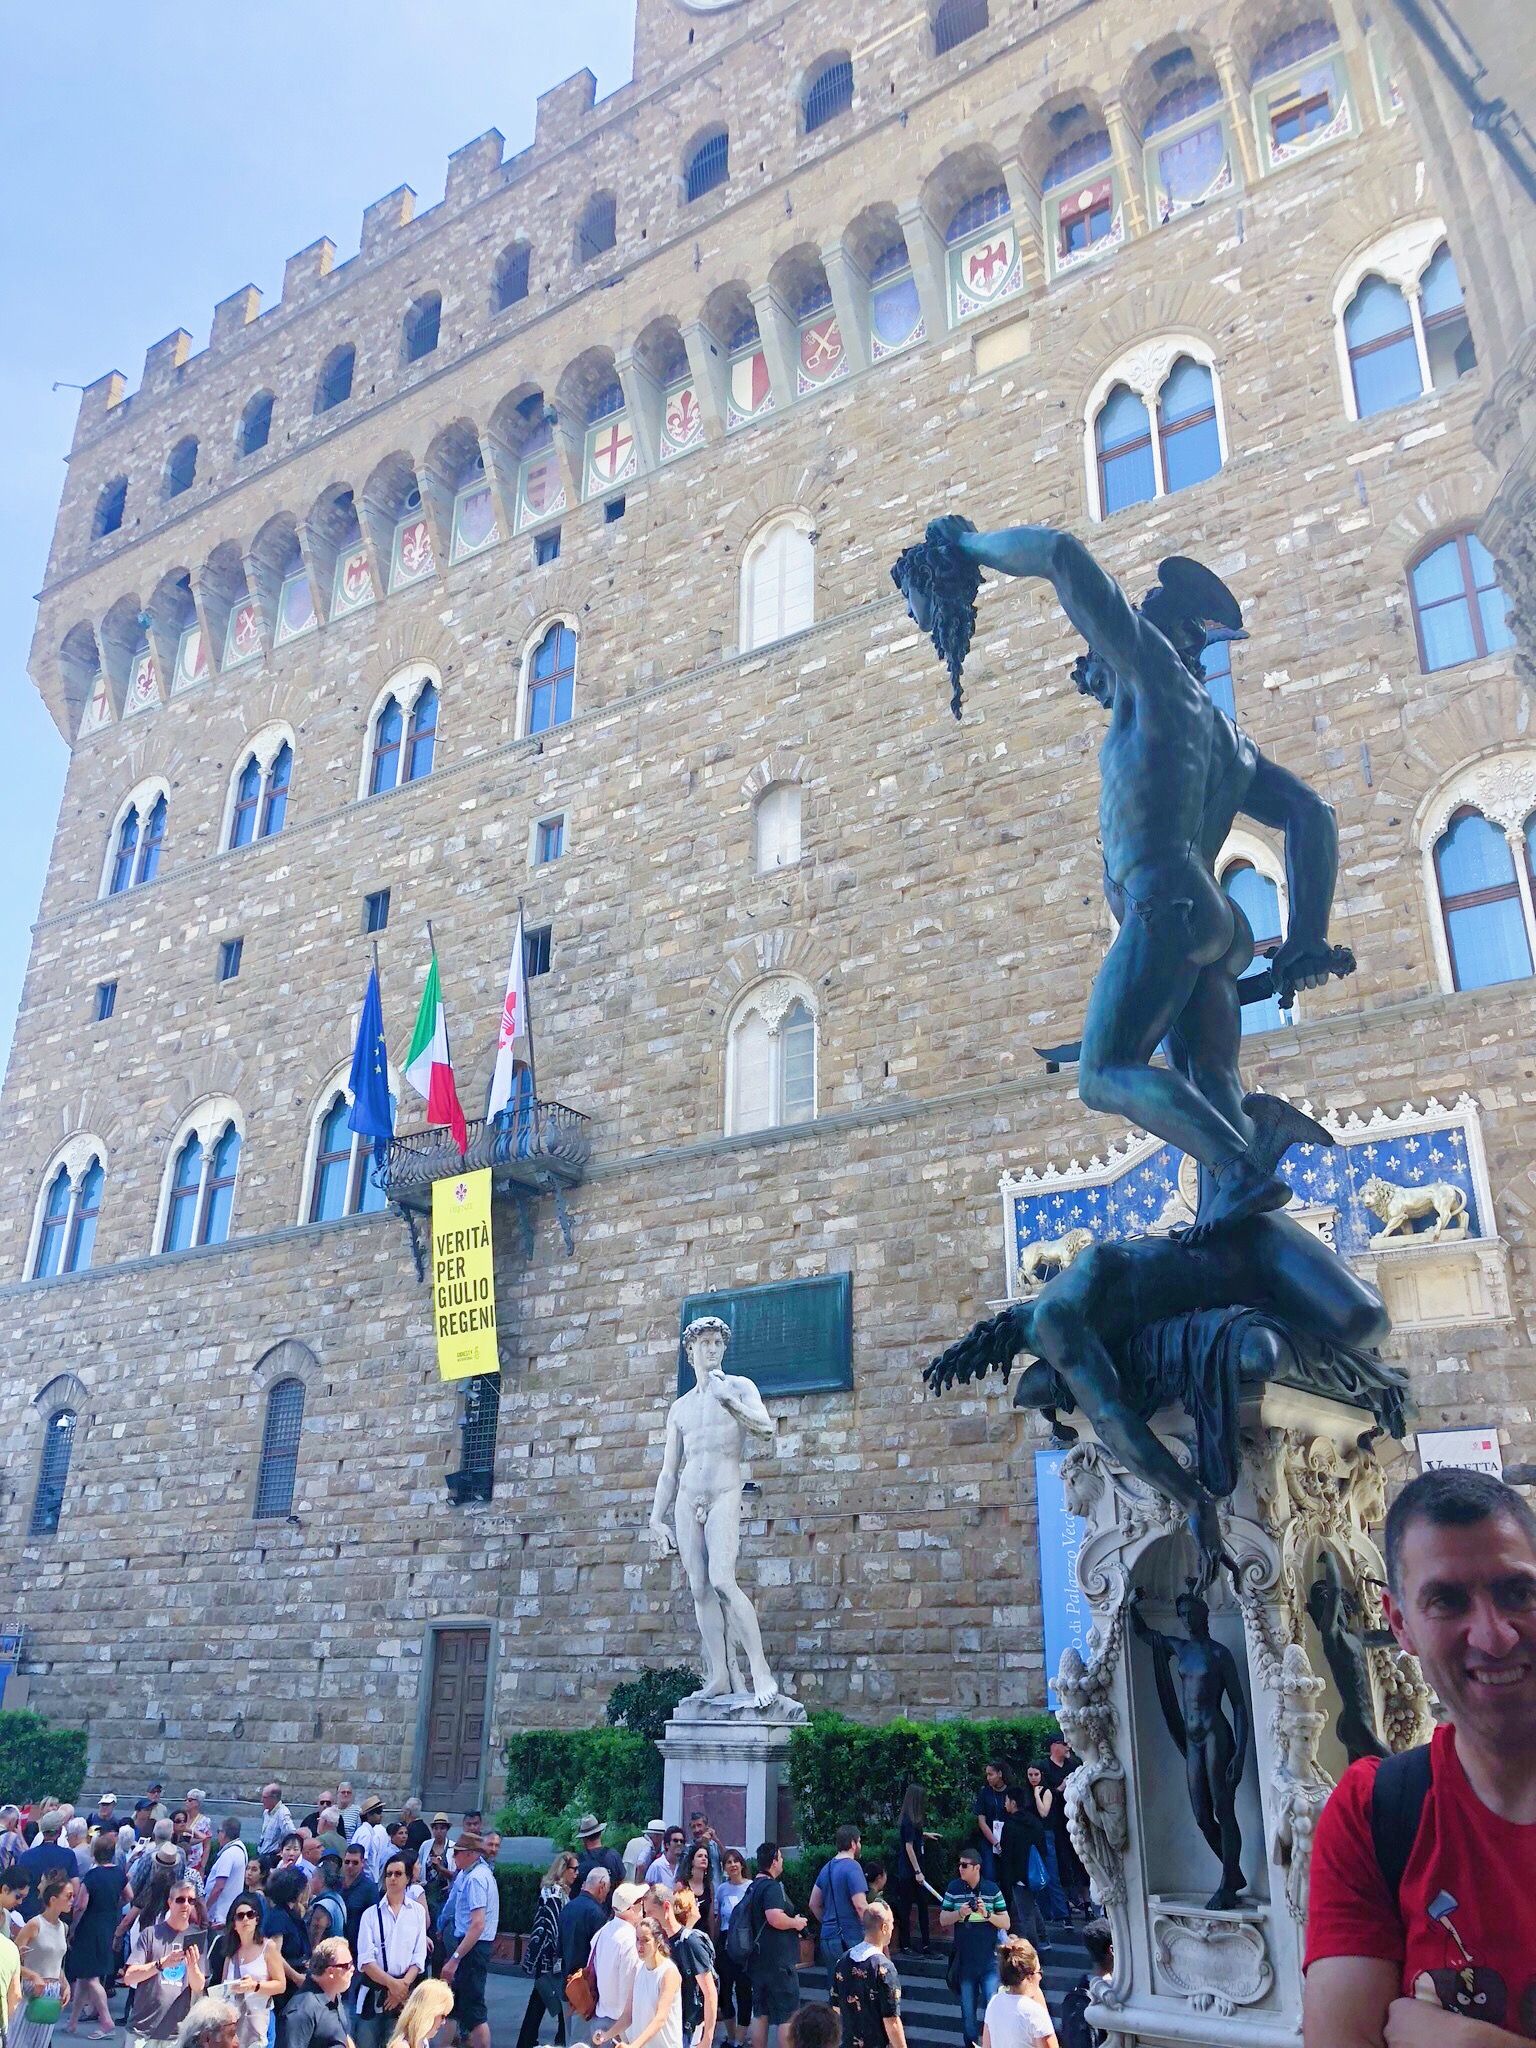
[{"xmin": 1034, "ymin": 1448, "xmax": 1089, "ymax": 1710}]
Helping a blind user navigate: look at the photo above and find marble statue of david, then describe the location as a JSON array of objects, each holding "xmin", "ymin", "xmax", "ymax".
[{"xmin": 648, "ymin": 1316, "xmax": 783, "ymax": 1709}]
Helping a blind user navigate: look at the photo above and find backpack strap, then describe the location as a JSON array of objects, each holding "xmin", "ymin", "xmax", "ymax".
[{"xmin": 1369, "ymin": 1744, "xmax": 1433, "ymax": 1909}]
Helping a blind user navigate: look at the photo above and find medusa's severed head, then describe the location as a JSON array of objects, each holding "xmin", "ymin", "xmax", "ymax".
[{"xmin": 891, "ymin": 516, "xmax": 982, "ymax": 720}]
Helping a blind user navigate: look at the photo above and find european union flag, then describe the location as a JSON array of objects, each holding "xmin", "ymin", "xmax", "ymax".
[{"xmin": 347, "ymin": 967, "xmax": 394, "ymax": 1166}]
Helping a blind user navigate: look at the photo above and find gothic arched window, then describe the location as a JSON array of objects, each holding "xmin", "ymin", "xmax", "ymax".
[
  {"xmin": 30, "ymin": 1407, "xmax": 77, "ymax": 1537},
  {"xmin": 1433, "ymin": 807, "xmax": 1534, "ymax": 991},
  {"xmin": 255, "ymin": 1378, "xmax": 305, "ymax": 1520},
  {"xmin": 727, "ymin": 985, "xmax": 818, "ymax": 1135}
]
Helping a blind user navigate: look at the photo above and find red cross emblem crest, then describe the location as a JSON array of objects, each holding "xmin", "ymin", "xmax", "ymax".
[{"xmin": 591, "ymin": 421, "xmax": 633, "ymax": 481}]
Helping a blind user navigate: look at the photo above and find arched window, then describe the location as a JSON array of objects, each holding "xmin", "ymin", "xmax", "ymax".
[
  {"xmin": 1433, "ymin": 808, "xmax": 1534, "ymax": 990},
  {"xmin": 728, "ymin": 986, "xmax": 817, "ymax": 1135},
  {"xmin": 161, "ymin": 1121, "xmax": 241, "ymax": 1253},
  {"xmin": 1089, "ymin": 346, "xmax": 1226, "ymax": 518},
  {"xmin": 308, "ymin": 1092, "xmax": 389, "ymax": 1221},
  {"xmin": 239, "ymin": 393, "xmax": 274, "ymax": 457},
  {"xmin": 1409, "ymin": 533, "xmax": 1514, "ymax": 672},
  {"xmin": 229, "ymin": 742, "xmax": 292, "ymax": 849},
  {"xmin": 525, "ymin": 624, "xmax": 576, "ymax": 736},
  {"xmin": 406, "ymin": 686, "xmax": 437, "ymax": 781},
  {"xmin": 577, "ymin": 193, "xmax": 617, "ymax": 264},
  {"xmin": 1043, "ymin": 128, "xmax": 1117, "ymax": 277},
  {"xmin": 263, "ymin": 742, "xmax": 292, "ymax": 835},
  {"xmin": 450, "ymin": 1374, "xmax": 501, "ymax": 1504},
  {"xmin": 138, "ymin": 795, "xmax": 167, "ymax": 882},
  {"xmin": 494, "ymin": 242, "xmax": 531, "ymax": 310},
  {"xmin": 254, "ymin": 1378, "xmax": 305, "ymax": 1520},
  {"xmin": 164, "ymin": 437, "xmax": 198, "ymax": 498},
  {"xmin": 754, "ymin": 784, "xmax": 802, "ymax": 872},
  {"xmin": 163, "ymin": 1134, "xmax": 204, "ymax": 1252},
  {"xmin": 1221, "ymin": 861, "xmax": 1291, "ymax": 1032},
  {"xmin": 316, "ymin": 344, "xmax": 356, "ymax": 414},
  {"xmin": 933, "ymin": 0, "xmax": 988, "ymax": 55},
  {"xmin": 741, "ymin": 518, "xmax": 815, "ymax": 650},
  {"xmin": 1420, "ymin": 244, "xmax": 1476, "ymax": 389},
  {"xmin": 32, "ymin": 1168, "xmax": 72, "ymax": 1278},
  {"xmin": 1344, "ymin": 276, "xmax": 1421, "ymax": 418},
  {"xmin": 685, "ymin": 130, "xmax": 730, "ymax": 203},
  {"xmin": 370, "ymin": 697, "xmax": 404, "ymax": 794},
  {"xmin": 93, "ymin": 477, "xmax": 127, "ymax": 538},
  {"xmin": 1157, "ymin": 358, "xmax": 1222, "ymax": 494},
  {"xmin": 29, "ymin": 1408, "xmax": 77, "ymax": 1537},
  {"xmin": 1253, "ymin": 17, "xmax": 1350, "ymax": 170},
  {"xmin": 229, "ymin": 758, "xmax": 262, "ymax": 848},
  {"xmin": 68, "ymin": 1160, "xmax": 103, "ymax": 1271},
  {"xmin": 1335, "ymin": 229, "xmax": 1476, "ymax": 420},
  {"xmin": 404, "ymin": 292, "xmax": 442, "ymax": 363},
  {"xmin": 1095, "ymin": 386, "xmax": 1155, "ymax": 515},
  {"xmin": 803, "ymin": 55, "xmax": 853, "ymax": 133},
  {"xmin": 107, "ymin": 790, "xmax": 167, "ymax": 895}
]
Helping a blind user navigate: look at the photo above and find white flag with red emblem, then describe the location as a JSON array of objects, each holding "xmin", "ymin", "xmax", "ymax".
[{"xmin": 486, "ymin": 911, "xmax": 532, "ymax": 1120}]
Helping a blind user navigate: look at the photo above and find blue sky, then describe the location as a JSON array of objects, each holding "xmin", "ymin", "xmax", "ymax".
[{"xmin": 0, "ymin": 0, "xmax": 638, "ymax": 1072}]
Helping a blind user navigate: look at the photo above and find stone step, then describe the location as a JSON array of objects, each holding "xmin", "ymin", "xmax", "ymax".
[{"xmin": 797, "ymin": 1933, "xmax": 1093, "ymax": 2038}]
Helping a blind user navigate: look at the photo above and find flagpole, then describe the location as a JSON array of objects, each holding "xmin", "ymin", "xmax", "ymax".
[{"xmin": 517, "ymin": 896, "xmax": 540, "ymax": 1106}]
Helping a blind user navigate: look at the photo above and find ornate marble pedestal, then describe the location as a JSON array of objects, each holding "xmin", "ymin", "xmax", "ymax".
[
  {"xmin": 1051, "ymin": 1386, "xmax": 1432, "ymax": 2047},
  {"xmin": 658, "ymin": 1690, "xmax": 808, "ymax": 1849}
]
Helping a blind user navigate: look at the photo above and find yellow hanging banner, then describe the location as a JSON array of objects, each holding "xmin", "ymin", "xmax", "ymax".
[{"xmin": 431, "ymin": 1168, "xmax": 499, "ymax": 1380}]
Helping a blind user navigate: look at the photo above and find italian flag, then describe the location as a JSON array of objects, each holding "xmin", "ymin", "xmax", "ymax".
[{"xmin": 404, "ymin": 952, "xmax": 468, "ymax": 1155}]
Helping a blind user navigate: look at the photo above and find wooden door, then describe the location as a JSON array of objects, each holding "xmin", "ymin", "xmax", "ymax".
[{"xmin": 423, "ymin": 1629, "xmax": 490, "ymax": 1810}]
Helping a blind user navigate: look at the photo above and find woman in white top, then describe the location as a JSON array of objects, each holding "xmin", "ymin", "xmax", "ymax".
[
  {"xmin": 213, "ymin": 1893, "xmax": 285, "ymax": 2048},
  {"xmin": 592, "ymin": 1919, "xmax": 683, "ymax": 2048},
  {"xmin": 981, "ymin": 1939, "xmax": 1058, "ymax": 2048}
]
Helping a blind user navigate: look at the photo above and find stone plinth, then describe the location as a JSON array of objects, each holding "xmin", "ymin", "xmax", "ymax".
[
  {"xmin": 659, "ymin": 1695, "xmax": 807, "ymax": 1850},
  {"xmin": 1045, "ymin": 1386, "xmax": 1432, "ymax": 2047}
]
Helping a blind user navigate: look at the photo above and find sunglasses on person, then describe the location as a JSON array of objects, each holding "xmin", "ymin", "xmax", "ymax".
[
  {"xmin": 232, "ymin": 1909, "xmax": 259, "ymax": 1923},
  {"xmin": 170, "ymin": 1891, "xmax": 197, "ymax": 1907}
]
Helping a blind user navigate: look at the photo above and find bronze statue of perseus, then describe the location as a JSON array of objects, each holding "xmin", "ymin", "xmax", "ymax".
[{"xmin": 894, "ymin": 515, "xmax": 1358, "ymax": 1239}]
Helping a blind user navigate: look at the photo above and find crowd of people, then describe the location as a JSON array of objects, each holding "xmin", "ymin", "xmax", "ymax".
[
  {"xmin": 0, "ymin": 1782, "xmax": 501, "ymax": 2048},
  {"xmin": 517, "ymin": 1797, "xmax": 1112, "ymax": 2048},
  {"xmin": 0, "ymin": 1777, "xmax": 1112, "ymax": 2048}
]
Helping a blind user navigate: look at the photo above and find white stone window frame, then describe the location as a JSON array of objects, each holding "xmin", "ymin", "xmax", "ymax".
[
  {"xmin": 296, "ymin": 1064, "xmax": 401, "ymax": 1226},
  {"xmin": 1331, "ymin": 218, "xmax": 1454, "ymax": 422},
  {"xmin": 1416, "ymin": 751, "xmax": 1536, "ymax": 995},
  {"xmin": 723, "ymin": 975, "xmax": 819, "ymax": 1138},
  {"xmin": 739, "ymin": 510, "xmax": 817, "ymax": 653},
  {"xmin": 528, "ymin": 808, "xmax": 569, "ymax": 867},
  {"xmin": 1082, "ymin": 334, "xmax": 1229, "ymax": 523},
  {"xmin": 1216, "ymin": 828, "xmax": 1297, "ymax": 1029},
  {"xmin": 99, "ymin": 775, "xmax": 171, "ymax": 900},
  {"xmin": 357, "ymin": 661, "xmax": 442, "ymax": 801},
  {"xmin": 23, "ymin": 1371, "xmax": 89, "ymax": 1541},
  {"xmin": 753, "ymin": 782, "xmax": 803, "ymax": 874},
  {"xmin": 24, "ymin": 1134, "xmax": 109, "ymax": 1282},
  {"xmin": 515, "ymin": 615, "xmax": 581, "ymax": 741},
  {"xmin": 151, "ymin": 1094, "xmax": 245, "ymax": 1256},
  {"xmin": 220, "ymin": 721, "xmax": 297, "ymax": 852}
]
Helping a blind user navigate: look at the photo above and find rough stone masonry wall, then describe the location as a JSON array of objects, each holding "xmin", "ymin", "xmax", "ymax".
[{"xmin": 2, "ymin": 0, "xmax": 1533, "ymax": 1802}]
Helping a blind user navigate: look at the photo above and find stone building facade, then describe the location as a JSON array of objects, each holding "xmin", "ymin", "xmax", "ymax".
[{"xmin": 3, "ymin": 0, "xmax": 1534, "ymax": 1811}]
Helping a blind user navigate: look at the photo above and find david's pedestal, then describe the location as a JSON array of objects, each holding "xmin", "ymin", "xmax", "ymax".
[
  {"xmin": 659, "ymin": 1692, "xmax": 808, "ymax": 1849},
  {"xmin": 1050, "ymin": 1386, "xmax": 1431, "ymax": 2048}
]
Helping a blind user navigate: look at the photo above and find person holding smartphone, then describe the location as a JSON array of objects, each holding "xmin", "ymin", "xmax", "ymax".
[{"xmin": 123, "ymin": 1879, "xmax": 205, "ymax": 2048}]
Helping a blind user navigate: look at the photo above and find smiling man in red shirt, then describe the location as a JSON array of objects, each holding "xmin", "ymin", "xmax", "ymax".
[{"xmin": 1304, "ymin": 1467, "xmax": 1536, "ymax": 2046}]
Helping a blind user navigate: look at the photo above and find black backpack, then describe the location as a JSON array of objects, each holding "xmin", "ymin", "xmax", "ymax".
[
  {"xmin": 1056, "ymin": 1975, "xmax": 1097, "ymax": 2048},
  {"xmin": 1369, "ymin": 1743, "xmax": 1433, "ymax": 1905},
  {"xmin": 725, "ymin": 1877, "xmax": 764, "ymax": 1969}
]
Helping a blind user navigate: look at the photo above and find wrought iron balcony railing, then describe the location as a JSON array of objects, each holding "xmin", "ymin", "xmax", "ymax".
[{"xmin": 379, "ymin": 1100, "xmax": 591, "ymax": 1215}]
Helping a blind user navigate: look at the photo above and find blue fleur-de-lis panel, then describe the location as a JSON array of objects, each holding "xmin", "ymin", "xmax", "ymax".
[{"xmin": 1003, "ymin": 1098, "xmax": 1489, "ymax": 1291}]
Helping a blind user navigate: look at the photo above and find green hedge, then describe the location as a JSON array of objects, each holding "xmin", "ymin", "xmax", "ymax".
[
  {"xmin": 496, "ymin": 1728, "xmax": 661, "ymax": 1845},
  {"xmin": 0, "ymin": 1711, "xmax": 88, "ymax": 1806},
  {"xmin": 496, "ymin": 1863, "xmax": 546, "ymax": 1934},
  {"xmin": 785, "ymin": 1711, "xmax": 1061, "ymax": 1849}
]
